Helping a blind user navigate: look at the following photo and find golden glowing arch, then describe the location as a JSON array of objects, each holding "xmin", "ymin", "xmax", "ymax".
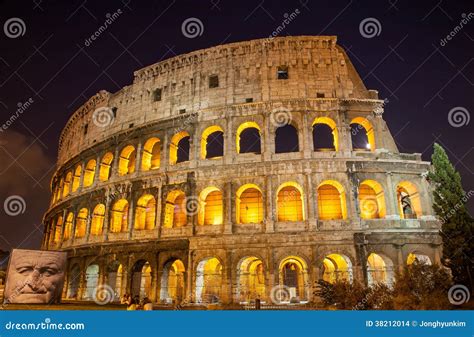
[
  {"xmin": 63, "ymin": 172, "xmax": 72, "ymax": 198},
  {"xmin": 91, "ymin": 204, "xmax": 105, "ymax": 236},
  {"xmin": 317, "ymin": 180, "xmax": 347, "ymax": 220},
  {"xmin": 170, "ymin": 131, "xmax": 190, "ymax": 165},
  {"xmin": 141, "ymin": 137, "xmax": 161, "ymax": 171},
  {"xmin": 367, "ymin": 253, "xmax": 394, "ymax": 286},
  {"xmin": 134, "ymin": 194, "xmax": 156, "ymax": 230},
  {"xmin": 75, "ymin": 208, "xmax": 88, "ymax": 238},
  {"xmin": 201, "ymin": 125, "xmax": 224, "ymax": 159},
  {"xmin": 359, "ymin": 180, "xmax": 386, "ymax": 219},
  {"xmin": 236, "ymin": 184, "xmax": 264, "ymax": 224},
  {"xmin": 312, "ymin": 117, "xmax": 339, "ymax": 151},
  {"xmin": 236, "ymin": 122, "xmax": 261, "ymax": 154},
  {"xmin": 83, "ymin": 159, "xmax": 96, "ymax": 187},
  {"xmin": 350, "ymin": 117, "xmax": 375, "ymax": 151},
  {"xmin": 397, "ymin": 181, "xmax": 422, "ymax": 219},
  {"xmin": 64, "ymin": 212, "xmax": 74, "ymax": 240},
  {"xmin": 322, "ymin": 254, "xmax": 353, "ymax": 284},
  {"xmin": 72, "ymin": 165, "xmax": 82, "ymax": 193},
  {"xmin": 110, "ymin": 199, "xmax": 129, "ymax": 232},
  {"xmin": 164, "ymin": 190, "xmax": 187, "ymax": 228},
  {"xmin": 276, "ymin": 181, "xmax": 305, "ymax": 222},
  {"xmin": 118, "ymin": 145, "xmax": 136, "ymax": 176},
  {"xmin": 198, "ymin": 186, "xmax": 223, "ymax": 226},
  {"xmin": 99, "ymin": 152, "xmax": 114, "ymax": 181}
]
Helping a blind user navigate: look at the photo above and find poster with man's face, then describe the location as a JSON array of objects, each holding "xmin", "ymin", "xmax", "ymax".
[{"xmin": 4, "ymin": 249, "xmax": 67, "ymax": 304}]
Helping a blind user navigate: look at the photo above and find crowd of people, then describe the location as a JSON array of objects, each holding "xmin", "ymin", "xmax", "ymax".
[{"xmin": 121, "ymin": 294, "xmax": 153, "ymax": 310}]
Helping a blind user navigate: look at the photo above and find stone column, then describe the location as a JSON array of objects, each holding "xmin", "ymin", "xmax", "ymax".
[
  {"xmin": 85, "ymin": 207, "xmax": 93, "ymax": 241},
  {"xmin": 384, "ymin": 172, "xmax": 399, "ymax": 219},
  {"xmin": 265, "ymin": 175, "xmax": 274, "ymax": 233},
  {"xmin": 262, "ymin": 113, "xmax": 271, "ymax": 161},
  {"xmin": 304, "ymin": 173, "xmax": 317, "ymax": 231},
  {"xmin": 93, "ymin": 154, "xmax": 101, "ymax": 187},
  {"xmin": 59, "ymin": 208, "xmax": 67, "ymax": 247},
  {"xmin": 223, "ymin": 182, "xmax": 233, "ymax": 234},
  {"xmin": 135, "ymin": 141, "xmax": 143, "ymax": 174},
  {"xmin": 103, "ymin": 198, "xmax": 112, "ymax": 241},
  {"xmin": 339, "ymin": 124, "xmax": 352, "ymax": 155},
  {"xmin": 78, "ymin": 160, "xmax": 86, "ymax": 193},
  {"xmin": 127, "ymin": 195, "xmax": 135, "ymax": 239},
  {"xmin": 111, "ymin": 147, "xmax": 120, "ymax": 177},
  {"xmin": 223, "ymin": 250, "xmax": 233, "ymax": 304},
  {"xmin": 224, "ymin": 116, "xmax": 233, "ymax": 165},
  {"xmin": 186, "ymin": 250, "xmax": 194, "ymax": 302},
  {"xmin": 155, "ymin": 185, "xmax": 162, "ymax": 239},
  {"xmin": 302, "ymin": 113, "xmax": 312, "ymax": 158}
]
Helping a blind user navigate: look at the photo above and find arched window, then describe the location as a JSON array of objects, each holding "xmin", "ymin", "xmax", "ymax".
[
  {"xmin": 164, "ymin": 191, "xmax": 187, "ymax": 228},
  {"xmin": 141, "ymin": 138, "xmax": 161, "ymax": 171},
  {"xmin": 131, "ymin": 260, "xmax": 152, "ymax": 299},
  {"xmin": 236, "ymin": 184, "xmax": 264, "ymax": 224},
  {"xmin": 63, "ymin": 172, "xmax": 72, "ymax": 198},
  {"xmin": 322, "ymin": 254, "xmax": 353, "ymax": 283},
  {"xmin": 118, "ymin": 146, "xmax": 136, "ymax": 175},
  {"xmin": 198, "ymin": 187, "xmax": 223, "ymax": 226},
  {"xmin": 317, "ymin": 180, "xmax": 347, "ymax": 220},
  {"xmin": 407, "ymin": 253, "xmax": 432, "ymax": 265},
  {"xmin": 110, "ymin": 199, "xmax": 129, "ymax": 232},
  {"xmin": 53, "ymin": 216, "xmax": 63, "ymax": 243},
  {"xmin": 275, "ymin": 124, "xmax": 299, "ymax": 153},
  {"xmin": 237, "ymin": 257, "xmax": 265, "ymax": 302},
  {"xmin": 196, "ymin": 257, "xmax": 222, "ymax": 303},
  {"xmin": 367, "ymin": 253, "xmax": 394, "ymax": 286},
  {"xmin": 56, "ymin": 178, "xmax": 64, "ymax": 201},
  {"xmin": 201, "ymin": 126, "xmax": 224, "ymax": 159},
  {"xmin": 99, "ymin": 152, "xmax": 114, "ymax": 181},
  {"xmin": 91, "ymin": 204, "xmax": 105, "ymax": 236},
  {"xmin": 72, "ymin": 165, "xmax": 82, "ymax": 192},
  {"xmin": 359, "ymin": 180, "xmax": 386, "ymax": 219},
  {"xmin": 84, "ymin": 264, "xmax": 99, "ymax": 299},
  {"xmin": 276, "ymin": 182, "xmax": 304, "ymax": 222},
  {"xmin": 278, "ymin": 256, "xmax": 308, "ymax": 303},
  {"xmin": 313, "ymin": 117, "xmax": 338, "ymax": 151},
  {"xmin": 75, "ymin": 208, "xmax": 88, "ymax": 238},
  {"xmin": 236, "ymin": 122, "xmax": 261, "ymax": 154},
  {"xmin": 397, "ymin": 181, "xmax": 422, "ymax": 219},
  {"xmin": 160, "ymin": 259, "xmax": 186, "ymax": 303},
  {"xmin": 350, "ymin": 117, "xmax": 375, "ymax": 151},
  {"xmin": 170, "ymin": 131, "xmax": 190, "ymax": 165},
  {"xmin": 134, "ymin": 194, "xmax": 156, "ymax": 230},
  {"xmin": 67, "ymin": 264, "xmax": 80, "ymax": 299},
  {"xmin": 83, "ymin": 159, "xmax": 96, "ymax": 187},
  {"xmin": 64, "ymin": 212, "xmax": 73, "ymax": 240}
]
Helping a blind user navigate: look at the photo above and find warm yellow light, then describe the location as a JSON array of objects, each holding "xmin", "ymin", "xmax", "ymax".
[
  {"xmin": 99, "ymin": 152, "xmax": 114, "ymax": 181},
  {"xmin": 63, "ymin": 212, "xmax": 73, "ymax": 240},
  {"xmin": 118, "ymin": 145, "xmax": 136, "ymax": 175},
  {"xmin": 91, "ymin": 204, "xmax": 105, "ymax": 235},
  {"xmin": 277, "ymin": 182, "xmax": 305, "ymax": 222},
  {"xmin": 350, "ymin": 117, "xmax": 375, "ymax": 151},
  {"xmin": 201, "ymin": 126, "xmax": 224, "ymax": 159},
  {"xmin": 62, "ymin": 172, "xmax": 72, "ymax": 198},
  {"xmin": 164, "ymin": 190, "xmax": 187, "ymax": 228},
  {"xmin": 134, "ymin": 194, "xmax": 156, "ymax": 230},
  {"xmin": 141, "ymin": 137, "xmax": 161, "ymax": 171},
  {"xmin": 198, "ymin": 187, "xmax": 223, "ymax": 226},
  {"xmin": 312, "ymin": 117, "xmax": 339, "ymax": 151},
  {"xmin": 72, "ymin": 165, "xmax": 82, "ymax": 192},
  {"xmin": 397, "ymin": 181, "xmax": 422, "ymax": 219},
  {"xmin": 54, "ymin": 216, "xmax": 63, "ymax": 243},
  {"xmin": 83, "ymin": 159, "xmax": 96, "ymax": 187},
  {"xmin": 236, "ymin": 184, "xmax": 263, "ymax": 224},
  {"xmin": 359, "ymin": 180, "xmax": 386, "ymax": 219},
  {"xmin": 367, "ymin": 253, "xmax": 387, "ymax": 284},
  {"xmin": 75, "ymin": 208, "xmax": 88, "ymax": 238},
  {"xmin": 236, "ymin": 122, "xmax": 261, "ymax": 154},
  {"xmin": 110, "ymin": 199, "xmax": 129, "ymax": 232},
  {"xmin": 317, "ymin": 180, "xmax": 347, "ymax": 220},
  {"xmin": 169, "ymin": 132, "xmax": 190, "ymax": 165},
  {"xmin": 322, "ymin": 254, "xmax": 350, "ymax": 284}
]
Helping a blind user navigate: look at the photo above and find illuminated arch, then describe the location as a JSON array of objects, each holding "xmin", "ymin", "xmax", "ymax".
[
  {"xmin": 236, "ymin": 184, "xmax": 264, "ymax": 224},
  {"xmin": 53, "ymin": 215, "xmax": 63, "ymax": 243},
  {"xmin": 322, "ymin": 254, "xmax": 353, "ymax": 283},
  {"xmin": 201, "ymin": 126, "xmax": 224, "ymax": 159},
  {"xmin": 63, "ymin": 212, "xmax": 74, "ymax": 240},
  {"xmin": 317, "ymin": 180, "xmax": 347, "ymax": 220},
  {"xmin": 141, "ymin": 137, "xmax": 161, "ymax": 171},
  {"xmin": 134, "ymin": 194, "xmax": 156, "ymax": 230},
  {"xmin": 91, "ymin": 204, "xmax": 105, "ymax": 236},
  {"xmin": 110, "ymin": 199, "xmax": 129, "ymax": 233},
  {"xmin": 164, "ymin": 190, "xmax": 187, "ymax": 228},
  {"xmin": 276, "ymin": 182, "xmax": 305, "ymax": 222},
  {"xmin": 75, "ymin": 208, "xmax": 88, "ymax": 238},
  {"xmin": 99, "ymin": 152, "xmax": 114, "ymax": 181},
  {"xmin": 359, "ymin": 180, "xmax": 386, "ymax": 219},
  {"xmin": 83, "ymin": 264, "xmax": 99, "ymax": 299},
  {"xmin": 118, "ymin": 145, "xmax": 136, "ymax": 175},
  {"xmin": 350, "ymin": 117, "xmax": 375, "ymax": 151},
  {"xmin": 72, "ymin": 165, "xmax": 82, "ymax": 193},
  {"xmin": 196, "ymin": 257, "xmax": 222, "ymax": 303},
  {"xmin": 312, "ymin": 117, "xmax": 339, "ymax": 151},
  {"xmin": 237, "ymin": 256, "xmax": 265, "ymax": 302},
  {"xmin": 131, "ymin": 260, "xmax": 152, "ymax": 298},
  {"xmin": 63, "ymin": 172, "xmax": 72, "ymax": 198},
  {"xmin": 198, "ymin": 187, "xmax": 223, "ymax": 226},
  {"xmin": 367, "ymin": 253, "xmax": 394, "ymax": 286},
  {"xmin": 397, "ymin": 181, "xmax": 422, "ymax": 219},
  {"xmin": 407, "ymin": 253, "xmax": 432, "ymax": 265},
  {"xmin": 236, "ymin": 122, "xmax": 261, "ymax": 154},
  {"xmin": 169, "ymin": 131, "xmax": 190, "ymax": 165},
  {"xmin": 56, "ymin": 178, "xmax": 64, "ymax": 201},
  {"xmin": 83, "ymin": 159, "xmax": 96, "ymax": 187},
  {"xmin": 160, "ymin": 259, "xmax": 186, "ymax": 303},
  {"xmin": 67, "ymin": 264, "xmax": 80, "ymax": 299},
  {"xmin": 275, "ymin": 124, "xmax": 299, "ymax": 153},
  {"xmin": 278, "ymin": 256, "xmax": 309, "ymax": 302}
]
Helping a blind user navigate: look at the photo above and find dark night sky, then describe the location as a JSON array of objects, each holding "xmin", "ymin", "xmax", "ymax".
[{"xmin": 0, "ymin": 0, "xmax": 472, "ymax": 251}]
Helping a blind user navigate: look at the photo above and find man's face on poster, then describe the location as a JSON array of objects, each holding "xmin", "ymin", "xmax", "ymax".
[{"xmin": 4, "ymin": 250, "xmax": 66, "ymax": 304}]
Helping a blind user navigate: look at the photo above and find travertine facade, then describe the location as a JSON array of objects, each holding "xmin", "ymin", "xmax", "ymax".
[{"xmin": 42, "ymin": 36, "xmax": 441, "ymax": 306}]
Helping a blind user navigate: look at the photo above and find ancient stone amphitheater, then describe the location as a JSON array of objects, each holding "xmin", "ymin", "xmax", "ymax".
[{"xmin": 42, "ymin": 36, "xmax": 441, "ymax": 306}]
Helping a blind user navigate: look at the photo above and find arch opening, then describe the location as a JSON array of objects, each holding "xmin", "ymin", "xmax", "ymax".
[
  {"xmin": 350, "ymin": 117, "xmax": 375, "ymax": 151},
  {"xmin": 278, "ymin": 256, "xmax": 309, "ymax": 303},
  {"xmin": 72, "ymin": 165, "xmax": 82, "ymax": 193},
  {"xmin": 160, "ymin": 259, "xmax": 185, "ymax": 304},
  {"xmin": 313, "ymin": 117, "xmax": 338, "ymax": 151},
  {"xmin": 237, "ymin": 257, "xmax": 265, "ymax": 303},
  {"xmin": 83, "ymin": 264, "xmax": 99, "ymax": 300},
  {"xmin": 75, "ymin": 208, "xmax": 88, "ymax": 238},
  {"xmin": 99, "ymin": 152, "xmax": 114, "ymax": 181},
  {"xmin": 275, "ymin": 124, "xmax": 299, "ymax": 153},
  {"xmin": 164, "ymin": 191, "xmax": 187, "ymax": 228},
  {"xmin": 359, "ymin": 180, "xmax": 386, "ymax": 219},
  {"xmin": 317, "ymin": 180, "xmax": 347, "ymax": 220},
  {"xmin": 141, "ymin": 138, "xmax": 161, "ymax": 171},
  {"xmin": 407, "ymin": 253, "xmax": 432, "ymax": 265},
  {"xmin": 322, "ymin": 254, "xmax": 353, "ymax": 284},
  {"xmin": 134, "ymin": 194, "xmax": 156, "ymax": 230},
  {"xmin": 397, "ymin": 181, "xmax": 422, "ymax": 219},
  {"xmin": 198, "ymin": 187, "xmax": 223, "ymax": 226},
  {"xmin": 367, "ymin": 253, "xmax": 394, "ymax": 287},
  {"xmin": 110, "ymin": 199, "xmax": 129, "ymax": 233},
  {"xmin": 237, "ymin": 122, "xmax": 261, "ymax": 154},
  {"xmin": 201, "ymin": 126, "xmax": 224, "ymax": 159},
  {"xmin": 196, "ymin": 257, "xmax": 222, "ymax": 303},
  {"xmin": 118, "ymin": 145, "xmax": 136, "ymax": 175},
  {"xmin": 131, "ymin": 260, "xmax": 152, "ymax": 299},
  {"xmin": 63, "ymin": 172, "xmax": 72, "ymax": 198},
  {"xmin": 236, "ymin": 184, "xmax": 264, "ymax": 224},
  {"xmin": 91, "ymin": 204, "xmax": 105, "ymax": 236},
  {"xmin": 276, "ymin": 182, "xmax": 304, "ymax": 222},
  {"xmin": 63, "ymin": 212, "xmax": 74, "ymax": 240},
  {"xmin": 67, "ymin": 264, "xmax": 80, "ymax": 299},
  {"xmin": 170, "ymin": 132, "xmax": 190, "ymax": 165},
  {"xmin": 83, "ymin": 159, "xmax": 96, "ymax": 187}
]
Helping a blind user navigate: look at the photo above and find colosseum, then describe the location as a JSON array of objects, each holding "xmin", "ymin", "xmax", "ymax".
[{"xmin": 42, "ymin": 36, "xmax": 442, "ymax": 307}]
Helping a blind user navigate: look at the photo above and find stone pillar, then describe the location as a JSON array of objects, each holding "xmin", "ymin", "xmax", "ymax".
[
  {"xmin": 59, "ymin": 208, "xmax": 67, "ymax": 247},
  {"xmin": 111, "ymin": 147, "xmax": 120, "ymax": 177},
  {"xmin": 223, "ymin": 182, "xmax": 233, "ymax": 234},
  {"xmin": 155, "ymin": 185, "xmax": 162, "ymax": 238},
  {"xmin": 224, "ymin": 117, "xmax": 233, "ymax": 165},
  {"xmin": 223, "ymin": 250, "xmax": 233, "ymax": 304},
  {"xmin": 70, "ymin": 208, "xmax": 77, "ymax": 244},
  {"xmin": 85, "ymin": 207, "xmax": 93, "ymax": 241},
  {"xmin": 93, "ymin": 154, "xmax": 101, "ymax": 187},
  {"xmin": 186, "ymin": 250, "xmax": 194, "ymax": 302},
  {"xmin": 265, "ymin": 175, "xmax": 274, "ymax": 232},
  {"xmin": 302, "ymin": 113, "xmax": 312, "ymax": 158},
  {"xmin": 78, "ymin": 160, "xmax": 86, "ymax": 193},
  {"xmin": 127, "ymin": 196, "xmax": 135, "ymax": 239},
  {"xmin": 103, "ymin": 199, "xmax": 112, "ymax": 241},
  {"xmin": 135, "ymin": 141, "xmax": 143, "ymax": 174},
  {"xmin": 384, "ymin": 172, "xmax": 399, "ymax": 219},
  {"xmin": 262, "ymin": 113, "xmax": 271, "ymax": 161},
  {"xmin": 339, "ymin": 125, "xmax": 352, "ymax": 155},
  {"xmin": 304, "ymin": 173, "xmax": 317, "ymax": 231},
  {"xmin": 395, "ymin": 244, "xmax": 404, "ymax": 274}
]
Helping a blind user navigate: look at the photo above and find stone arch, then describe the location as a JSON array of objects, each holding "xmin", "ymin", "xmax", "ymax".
[
  {"xmin": 359, "ymin": 180, "xmax": 386, "ymax": 219},
  {"xmin": 83, "ymin": 263, "xmax": 100, "ymax": 300},
  {"xmin": 63, "ymin": 171, "xmax": 72, "ymax": 197},
  {"xmin": 367, "ymin": 253, "xmax": 394, "ymax": 287},
  {"xmin": 195, "ymin": 257, "xmax": 222, "ymax": 303},
  {"xmin": 52, "ymin": 215, "xmax": 63, "ymax": 243},
  {"xmin": 118, "ymin": 145, "xmax": 136, "ymax": 175},
  {"xmin": 350, "ymin": 117, "xmax": 375, "ymax": 151},
  {"xmin": 276, "ymin": 181, "xmax": 305, "ymax": 222},
  {"xmin": 317, "ymin": 180, "xmax": 347, "ymax": 220},
  {"xmin": 91, "ymin": 204, "xmax": 105, "ymax": 236},
  {"xmin": 110, "ymin": 199, "xmax": 129, "ymax": 232},
  {"xmin": 164, "ymin": 190, "xmax": 187, "ymax": 228},
  {"xmin": 236, "ymin": 184, "xmax": 264, "ymax": 224},
  {"xmin": 106, "ymin": 261, "xmax": 124, "ymax": 301},
  {"xmin": 67, "ymin": 263, "xmax": 81, "ymax": 299},
  {"xmin": 198, "ymin": 186, "xmax": 223, "ymax": 226},
  {"xmin": 56, "ymin": 178, "xmax": 64, "ymax": 201},
  {"xmin": 275, "ymin": 123, "xmax": 299, "ymax": 153},
  {"xmin": 131, "ymin": 260, "xmax": 152, "ymax": 299},
  {"xmin": 75, "ymin": 208, "xmax": 88, "ymax": 238},
  {"xmin": 236, "ymin": 121, "xmax": 261, "ymax": 154},
  {"xmin": 170, "ymin": 131, "xmax": 190, "ymax": 165},
  {"xmin": 134, "ymin": 194, "xmax": 156, "ymax": 230},
  {"xmin": 236, "ymin": 256, "xmax": 266, "ymax": 303},
  {"xmin": 63, "ymin": 212, "xmax": 74, "ymax": 240},
  {"xmin": 141, "ymin": 137, "xmax": 161, "ymax": 171},
  {"xmin": 321, "ymin": 253, "xmax": 353, "ymax": 283},
  {"xmin": 396, "ymin": 181, "xmax": 422, "ymax": 219},
  {"xmin": 201, "ymin": 125, "xmax": 224, "ymax": 159},
  {"xmin": 160, "ymin": 259, "xmax": 186, "ymax": 303},
  {"xmin": 407, "ymin": 252, "xmax": 432, "ymax": 265},
  {"xmin": 72, "ymin": 164, "xmax": 82, "ymax": 193},
  {"xmin": 277, "ymin": 256, "xmax": 310, "ymax": 303},
  {"xmin": 312, "ymin": 117, "xmax": 339, "ymax": 151},
  {"xmin": 99, "ymin": 152, "xmax": 114, "ymax": 181},
  {"xmin": 83, "ymin": 159, "xmax": 96, "ymax": 187}
]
